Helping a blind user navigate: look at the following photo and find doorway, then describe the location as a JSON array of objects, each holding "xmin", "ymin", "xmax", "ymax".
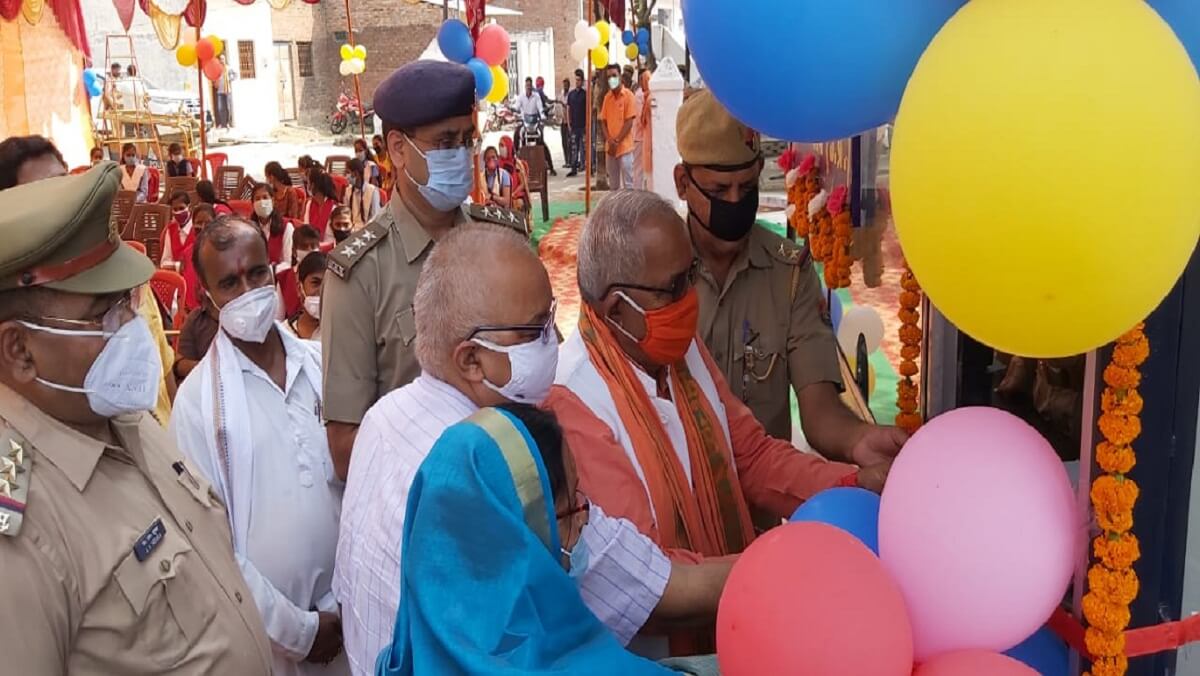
[{"xmin": 274, "ymin": 41, "xmax": 296, "ymax": 122}]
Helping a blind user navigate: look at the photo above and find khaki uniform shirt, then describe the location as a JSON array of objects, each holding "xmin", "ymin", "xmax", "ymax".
[
  {"xmin": 321, "ymin": 197, "xmax": 524, "ymax": 424},
  {"xmin": 696, "ymin": 225, "xmax": 843, "ymax": 441},
  {"xmin": 0, "ymin": 384, "xmax": 273, "ymax": 675}
]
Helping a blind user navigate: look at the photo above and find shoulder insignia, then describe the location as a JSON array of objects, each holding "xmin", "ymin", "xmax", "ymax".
[
  {"xmin": 770, "ymin": 238, "xmax": 811, "ymax": 267},
  {"xmin": 0, "ymin": 432, "xmax": 32, "ymax": 537},
  {"xmin": 468, "ymin": 204, "xmax": 529, "ymax": 237},
  {"xmin": 326, "ymin": 219, "xmax": 390, "ymax": 280}
]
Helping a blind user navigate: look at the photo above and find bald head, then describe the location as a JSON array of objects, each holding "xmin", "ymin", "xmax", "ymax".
[{"xmin": 414, "ymin": 224, "xmax": 551, "ymax": 380}]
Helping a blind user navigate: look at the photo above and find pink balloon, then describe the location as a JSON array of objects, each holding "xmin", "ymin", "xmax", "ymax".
[
  {"xmin": 717, "ymin": 523, "xmax": 913, "ymax": 676},
  {"xmin": 915, "ymin": 650, "xmax": 1039, "ymax": 676},
  {"xmin": 878, "ymin": 407, "xmax": 1078, "ymax": 660},
  {"xmin": 475, "ymin": 24, "xmax": 511, "ymax": 67},
  {"xmin": 203, "ymin": 59, "xmax": 224, "ymax": 82}
]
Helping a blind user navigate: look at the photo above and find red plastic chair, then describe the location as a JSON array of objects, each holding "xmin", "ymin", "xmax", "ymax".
[
  {"xmin": 205, "ymin": 152, "xmax": 229, "ymax": 178},
  {"xmin": 124, "ymin": 240, "xmax": 147, "ymax": 255},
  {"xmin": 148, "ymin": 269, "xmax": 188, "ymax": 333},
  {"xmin": 330, "ymin": 174, "xmax": 349, "ymax": 202},
  {"xmin": 228, "ymin": 200, "xmax": 253, "ymax": 218}
]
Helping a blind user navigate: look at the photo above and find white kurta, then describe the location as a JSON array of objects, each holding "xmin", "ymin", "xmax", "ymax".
[{"xmin": 172, "ymin": 330, "xmax": 348, "ymax": 676}]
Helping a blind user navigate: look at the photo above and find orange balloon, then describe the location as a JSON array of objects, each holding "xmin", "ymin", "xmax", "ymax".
[
  {"xmin": 196, "ymin": 37, "xmax": 215, "ymax": 62},
  {"xmin": 203, "ymin": 59, "xmax": 224, "ymax": 82}
]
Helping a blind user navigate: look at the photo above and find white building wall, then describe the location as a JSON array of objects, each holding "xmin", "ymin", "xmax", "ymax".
[{"xmin": 202, "ymin": 0, "xmax": 280, "ymax": 136}]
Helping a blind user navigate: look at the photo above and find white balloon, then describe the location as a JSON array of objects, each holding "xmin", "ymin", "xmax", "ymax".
[
  {"xmin": 570, "ymin": 40, "xmax": 589, "ymax": 62},
  {"xmin": 584, "ymin": 26, "xmax": 602, "ymax": 49},
  {"xmin": 574, "ymin": 20, "xmax": 591, "ymax": 42},
  {"xmin": 838, "ymin": 306, "xmax": 886, "ymax": 357},
  {"xmin": 339, "ymin": 60, "xmax": 353, "ymax": 76},
  {"xmin": 351, "ymin": 58, "xmax": 366, "ymax": 74}
]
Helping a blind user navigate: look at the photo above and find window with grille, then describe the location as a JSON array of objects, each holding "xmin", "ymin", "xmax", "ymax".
[
  {"xmin": 297, "ymin": 42, "xmax": 314, "ymax": 77},
  {"xmin": 237, "ymin": 40, "xmax": 256, "ymax": 79}
]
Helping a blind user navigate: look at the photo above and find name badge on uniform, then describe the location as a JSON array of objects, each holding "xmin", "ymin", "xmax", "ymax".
[{"xmin": 133, "ymin": 518, "xmax": 167, "ymax": 562}]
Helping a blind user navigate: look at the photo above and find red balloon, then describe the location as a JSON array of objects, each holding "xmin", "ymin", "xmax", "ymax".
[
  {"xmin": 716, "ymin": 523, "xmax": 913, "ymax": 676},
  {"xmin": 475, "ymin": 23, "xmax": 511, "ymax": 67},
  {"xmin": 915, "ymin": 650, "xmax": 1038, "ymax": 675},
  {"xmin": 195, "ymin": 37, "xmax": 215, "ymax": 63},
  {"xmin": 203, "ymin": 59, "xmax": 224, "ymax": 82}
]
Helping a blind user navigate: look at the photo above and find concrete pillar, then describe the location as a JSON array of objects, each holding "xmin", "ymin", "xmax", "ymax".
[{"xmin": 649, "ymin": 56, "xmax": 684, "ymax": 208}]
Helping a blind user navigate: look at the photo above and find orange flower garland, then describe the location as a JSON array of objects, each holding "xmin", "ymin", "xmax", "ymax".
[
  {"xmin": 824, "ymin": 186, "xmax": 853, "ymax": 289},
  {"xmin": 1083, "ymin": 323, "xmax": 1147, "ymax": 676},
  {"xmin": 786, "ymin": 154, "xmax": 820, "ymax": 239},
  {"xmin": 895, "ymin": 266, "xmax": 923, "ymax": 434}
]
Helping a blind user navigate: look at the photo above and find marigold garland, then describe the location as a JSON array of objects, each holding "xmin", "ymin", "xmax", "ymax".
[
  {"xmin": 1083, "ymin": 323, "xmax": 1147, "ymax": 676},
  {"xmin": 785, "ymin": 154, "xmax": 820, "ymax": 239},
  {"xmin": 824, "ymin": 186, "xmax": 853, "ymax": 289},
  {"xmin": 895, "ymin": 266, "xmax": 923, "ymax": 435}
]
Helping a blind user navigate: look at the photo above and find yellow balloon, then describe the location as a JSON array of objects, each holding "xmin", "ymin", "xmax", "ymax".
[
  {"xmin": 209, "ymin": 35, "xmax": 223, "ymax": 58},
  {"xmin": 625, "ymin": 43, "xmax": 639, "ymax": 61},
  {"xmin": 892, "ymin": 0, "xmax": 1200, "ymax": 358},
  {"xmin": 486, "ymin": 66, "xmax": 509, "ymax": 103},
  {"xmin": 595, "ymin": 20, "xmax": 611, "ymax": 46},
  {"xmin": 590, "ymin": 45, "xmax": 609, "ymax": 69},
  {"xmin": 353, "ymin": 44, "xmax": 367, "ymax": 61},
  {"xmin": 176, "ymin": 44, "xmax": 197, "ymax": 67},
  {"xmin": 340, "ymin": 44, "xmax": 353, "ymax": 61}
]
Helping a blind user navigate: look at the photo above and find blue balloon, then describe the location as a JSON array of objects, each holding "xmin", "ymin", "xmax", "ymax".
[
  {"xmin": 684, "ymin": 0, "xmax": 966, "ymax": 142},
  {"xmin": 622, "ymin": 30, "xmax": 635, "ymax": 46},
  {"xmin": 437, "ymin": 19, "xmax": 474, "ymax": 65},
  {"xmin": 636, "ymin": 27, "xmax": 650, "ymax": 44},
  {"xmin": 83, "ymin": 69, "xmax": 103, "ymax": 98},
  {"xmin": 789, "ymin": 487, "xmax": 880, "ymax": 554},
  {"xmin": 1150, "ymin": 0, "xmax": 1200, "ymax": 74},
  {"xmin": 466, "ymin": 57, "xmax": 492, "ymax": 100},
  {"xmin": 1004, "ymin": 625, "xmax": 1068, "ymax": 676}
]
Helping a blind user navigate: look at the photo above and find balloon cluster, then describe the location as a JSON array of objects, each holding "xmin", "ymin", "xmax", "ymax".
[
  {"xmin": 569, "ymin": 20, "xmax": 615, "ymax": 69},
  {"xmin": 82, "ymin": 68, "xmax": 103, "ymax": 98},
  {"xmin": 176, "ymin": 34, "xmax": 226, "ymax": 83},
  {"xmin": 719, "ymin": 407, "xmax": 1079, "ymax": 675},
  {"xmin": 437, "ymin": 20, "xmax": 512, "ymax": 103},
  {"xmin": 620, "ymin": 26, "xmax": 651, "ymax": 61},
  {"xmin": 339, "ymin": 44, "xmax": 367, "ymax": 77},
  {"xmin": 687, "ymin": 0, "xmax": 1200, "ymax": 357}
]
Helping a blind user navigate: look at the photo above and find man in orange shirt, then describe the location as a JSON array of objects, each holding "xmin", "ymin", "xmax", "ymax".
[{"xmin": 599, "ymin": 63, "xmax": 638, "ymax": 189}]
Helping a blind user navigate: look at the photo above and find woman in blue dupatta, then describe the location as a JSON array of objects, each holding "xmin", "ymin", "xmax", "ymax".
[{"xmin": 374, "ymin": 404, "xmax": 680, "ymax": 676}]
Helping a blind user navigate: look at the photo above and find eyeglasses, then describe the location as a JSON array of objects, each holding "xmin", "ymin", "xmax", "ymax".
[
  {"xmin": 605, "ymin": 259, "xmax": 699, "ymax": 302},
  {"xmin": 556, "ymin": 489, "xmax": 588, "ymax": 521},
  {"xmin": 467, "ymin": 300, "xmax": 557, "ymax": 343},
  {"xmin": 34, "ymin": 292, "xmax": 134, "ymax": 336}
]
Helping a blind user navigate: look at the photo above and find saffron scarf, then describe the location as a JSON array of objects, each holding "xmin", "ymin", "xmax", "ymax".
[{"xmin": 577, "ymin": 305, "xmax": 754, "ymax": 556}]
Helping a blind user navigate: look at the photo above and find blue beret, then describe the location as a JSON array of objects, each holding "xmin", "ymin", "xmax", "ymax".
[{"xmin": 373, "ymin": 60, "xmax": 476, "ymax": 129}]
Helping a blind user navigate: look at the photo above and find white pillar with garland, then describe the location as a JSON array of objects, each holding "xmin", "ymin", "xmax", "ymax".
[{"xmin": 649, "ymin": 56, "xmax": 684, "ymax": 208}]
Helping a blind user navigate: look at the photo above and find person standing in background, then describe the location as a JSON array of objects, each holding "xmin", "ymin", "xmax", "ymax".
[
  {"xmin": 215, "ymin": 54, "xmax": 237, "ymax": 128},
  {"xmin": 566, "ymin": 70, "xmax": 587, "ymax": 177},
  {"xmin": 599, "ymin": 64, "xmax": 637, "ymax": 190},
  {"xmin": 633, "ymin": 69, "xmax": 653, "ymax": 190}
]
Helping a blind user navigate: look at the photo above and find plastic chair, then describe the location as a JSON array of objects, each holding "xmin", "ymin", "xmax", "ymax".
[
  {"xmin": 330, "ymin": 174, "xmax": 349, "ymax": 202},
  {"xmin": 325, "ymin": 155, "xmax": 352, "ymax": 176},
  {"xmin": 205, "ymin": 152, "xmax": 229, "ymax": 178},
  {"xmin": 148, "ymin": 269, "xmax": 187, "ymax": 334},
  {"xmin": 518, "ymin": 147, "xmax": 550, "ymax": 223},
  {"xmin": 215, "ymin": 165, "xmax": 246, "ymax": 201},
  {"xmin": 110, "ymin": 190, "xmax": 137, "ymax": 236},
  {"xmin": 126, "ymin": 203, "xmax": 170, "ymax": 263},
  {"xmin": 286, "ymin": 166, "xmax": 306, "ymax": 187},
  {"xmin": 159, "ymin": 176, "xmax": 198, "ymax": 204},
  {"xmin": 228, "ymin": 200, "xmax": 253, "ymax": 218},
  {"xmin": 124, "ymin": 240, "xmax": 147, "ymax": 255}
]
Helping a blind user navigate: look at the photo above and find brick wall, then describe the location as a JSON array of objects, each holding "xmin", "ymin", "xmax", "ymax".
[{"xmin": 267, "ymin": 0, "xmax": 582, "ymax": 129}]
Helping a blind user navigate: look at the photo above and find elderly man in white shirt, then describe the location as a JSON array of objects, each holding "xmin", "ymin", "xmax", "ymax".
[
  {"xmin": 335, "ymin": 223, "xmax": 732, "ymax": 676},
  {"xmin": 171, "ymin": 217, "xmax": 348, "ymax": 675}
]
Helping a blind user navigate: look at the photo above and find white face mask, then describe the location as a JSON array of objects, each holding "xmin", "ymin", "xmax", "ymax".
[
  {"xmin": 20, "ymin": 316, "xmax": 162, "ymax": 418},
  {"xmin": 303, "ymin": 294, "xmax": 321, "ymax": 320},
  {"xmin": 215, "ymin": 285, "xmax": 278, "ymax": 343},
  {"xmin": 471, "ymin": 330, "xmax": 559, "ymax": 404},
  {"xmin": 254, "ymin": 198, "xmax": 274, "ymax": 218},
  {"xmin": 295, "ymin": 249, "xmax": 315, "ymax": 265}
]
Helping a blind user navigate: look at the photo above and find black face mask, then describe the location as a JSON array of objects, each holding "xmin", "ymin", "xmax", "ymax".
[
  {"xmin": 687, "ymin": 171, "xmax": 759, "ymax": 242},
  {"xmin": 333, "ymin": 228, "xmax": 351, "ymax": 243}
]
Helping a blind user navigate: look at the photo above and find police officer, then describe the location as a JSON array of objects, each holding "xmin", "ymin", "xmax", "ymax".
[
  {"xmin": 0, "ymin": 164, "xmax": 273, "ymax": 674},
  {"xmin": 321, "ymin": 60, "xmax": 526, "ymax": 480},
  {"xmin": 675, "ymin": 89, "xmax": 907, "ymax": 469}
]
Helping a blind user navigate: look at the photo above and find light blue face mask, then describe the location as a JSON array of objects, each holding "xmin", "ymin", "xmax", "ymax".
[
  {"xmin": 561, "ymin": 523, "xmax": 591, "ymax": 581},
  {"xmin": 404, "ymin": 135, "xmax": 474, "ymax": 212}
]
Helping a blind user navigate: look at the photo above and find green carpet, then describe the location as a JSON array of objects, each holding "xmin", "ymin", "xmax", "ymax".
[{"xmin": 530, "ymin": 201, "xmax": 587, "ymax": 245}]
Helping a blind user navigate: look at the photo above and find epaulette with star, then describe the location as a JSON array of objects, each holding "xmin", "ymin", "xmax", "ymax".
[
  {"xmin": 0, "ymin": 430, "xmax": 32, "ymax": 537},
  {"xmin": 769, "ymin": 238, "xmax": 812, "ymax": 267},
  {"xmin": 326, "ymin": 220, "xmax": 390, "ymax": 280},
  {"xmin": 468, "ymin": 204, "xmax": 529, "ymax": 237}
]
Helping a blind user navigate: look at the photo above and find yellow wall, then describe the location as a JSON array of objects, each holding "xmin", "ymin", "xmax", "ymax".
[{"xmin": 0, "ymin": 11, "xmax": 95, "ymax": 167}]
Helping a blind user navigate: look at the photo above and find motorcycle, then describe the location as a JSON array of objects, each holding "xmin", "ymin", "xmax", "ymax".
[
  {"xmin": 516, "ymin": 113, "xmax": 544, "ymax": 151},
  {"xmin": 484, "ymin": 103, "xmax": 521, "ymax": 133},
  {"xmin": 330, "ymin": 92, "xmax": 374, "ymax": 135}
]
